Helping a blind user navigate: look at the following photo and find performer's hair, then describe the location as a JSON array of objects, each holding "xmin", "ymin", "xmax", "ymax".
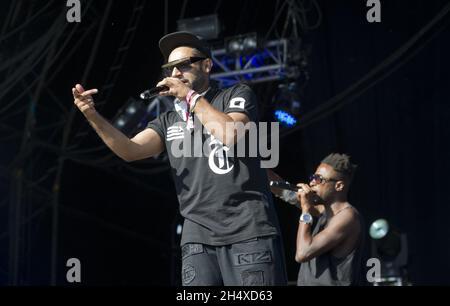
[
  {"xmin": 191, "ymin": 47, "xmax": 209, "ymax": 58},
  {"xmin": 321, "ymin": 153, "xmax": 358, "ymax": 183}
]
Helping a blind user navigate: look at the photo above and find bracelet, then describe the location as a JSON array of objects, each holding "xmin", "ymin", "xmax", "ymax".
[{"xmin": 186, "ymin": 89, "xmax": 196, "ymax": 105}]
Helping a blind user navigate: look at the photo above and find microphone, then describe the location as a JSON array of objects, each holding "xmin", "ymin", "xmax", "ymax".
[
  {"xmin": 270, "ymin": 181, "xmax": 300, "ymax": 207},
  {"xmin": 269, "ymin": 181, "xmax": 302, "ymax": 192},
  {"xmin": 140, "ymin": 85, "xmax": 169, "ymax": 100}
]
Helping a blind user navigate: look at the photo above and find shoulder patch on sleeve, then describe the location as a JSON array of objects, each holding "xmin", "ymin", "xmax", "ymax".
[{"xmin": 229, "ymin": 97, "xmax": 246, "ymax": 109}]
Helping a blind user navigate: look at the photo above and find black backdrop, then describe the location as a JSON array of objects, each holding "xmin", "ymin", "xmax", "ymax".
[{"xmin": 1, "ymin": 0, "xmax": 449, "ymax": 285}]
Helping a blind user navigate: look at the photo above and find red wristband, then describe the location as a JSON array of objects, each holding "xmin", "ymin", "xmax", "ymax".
[{"xmin": 186, "ymin": 89, "xmax": 196, "ymax": 106}]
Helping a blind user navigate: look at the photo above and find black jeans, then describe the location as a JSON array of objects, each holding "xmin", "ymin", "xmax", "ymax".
[{"xmin": 181, "ymin": 235, "xmax": 288, "ymax": 286}]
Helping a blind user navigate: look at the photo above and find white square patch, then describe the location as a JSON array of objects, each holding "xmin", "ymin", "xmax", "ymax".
[{"xmin": 229, "ymin": 97, "xmax": 245, "ymax": 109}]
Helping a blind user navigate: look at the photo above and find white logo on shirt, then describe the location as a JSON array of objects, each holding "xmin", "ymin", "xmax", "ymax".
[
  {"xmin": 166, "ymin": 125, "xmax": 184, "ymax": 141},
  {"xmin": 229, "ymin": 97, "xmax": 245, "ymax": 109},
  {"xmin": 208, "ymin": 134, "xmax": 233, "ymax": 175}
]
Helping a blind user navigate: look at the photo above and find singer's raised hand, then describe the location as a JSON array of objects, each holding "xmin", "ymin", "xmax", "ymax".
[{"xmin": 72, "ymin": 84, "xmax": 98, "ymax": 118}]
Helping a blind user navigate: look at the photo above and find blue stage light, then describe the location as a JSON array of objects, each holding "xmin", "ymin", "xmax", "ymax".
[
  {"xmin": 274, "ymin": 110, "xmax": 297, "ymax": 127},
  {"xmin": 272, "ymin": 82, "xmax": 302, "ymax": 128}
]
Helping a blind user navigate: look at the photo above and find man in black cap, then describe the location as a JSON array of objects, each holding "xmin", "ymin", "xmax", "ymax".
[{"xmin": 72, "ymin": 31, "xmax": 287, "ymax": 286}]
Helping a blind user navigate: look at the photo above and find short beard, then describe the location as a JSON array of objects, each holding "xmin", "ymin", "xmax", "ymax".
[{"xmin": 191, "ymin": 71, "xmax": 209, "ymax": 93}]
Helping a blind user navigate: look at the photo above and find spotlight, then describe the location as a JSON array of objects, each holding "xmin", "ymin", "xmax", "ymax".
[
  {"xmin": 177, "ymin": 14, "xmax": 221, "ymax": 40},
  {"xmin": 243, "ymin": 36, "xmax": 258, "ymax": 50},
  {"xmin": 125, "ymin": 105, "xmax": 137, "ymax": 115},
  {"xmin": 228, "ymin": 40, "xmax": 243, "ymax": 53},
  {"xmin": 274, "ymin": 110, "xmax": 297, "ymax": 127},
  {"xmin": 272, "ymin": 82, "xmax": 301, "ymax": 127},
  {"xmin": 112, "ymin": 98, "xmax": 148, "ymax": 137},
  {"xmin": 369, "ymin": 219, "xmax": 409, "ymax": 285},
  {"xmin": 225, "ymin": 33, "xmax": 259, "ymax": 54},
  {"xmin": 369, "ymin": 218, "xmax": 389, "ymax": 239}
]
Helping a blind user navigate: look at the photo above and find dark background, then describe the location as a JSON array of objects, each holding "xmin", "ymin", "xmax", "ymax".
[{"xmin": 0, "ymin": 0, "xmax": 449, "ymax": 285}]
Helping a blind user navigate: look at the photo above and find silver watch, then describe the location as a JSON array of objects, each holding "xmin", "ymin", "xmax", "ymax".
[{"xmin": 299, "ymin": 213, "xmax": 313, "ymax": 225}]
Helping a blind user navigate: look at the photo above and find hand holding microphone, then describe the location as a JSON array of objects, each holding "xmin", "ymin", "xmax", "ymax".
[
  {"xmin": 269, "ymin": 180, "xmax": 320, "ymax": 209},
  {"xmin": 140, "ymin": 85, "xmax": 169, "ymax": 100},
  {"xmin": 156, "ymin": 77, "xmax": 191, "ymax": 100},
  {"xmin": 140, "ymin": 78, "xmax": 191, "ymax": 100},
  {"xmin": 269, "ymin": 180, "xmax": 302, "ymax": 207},
  {"xmin": 296, "ymin": 183, "xmax": 319, "ymax": 212}
]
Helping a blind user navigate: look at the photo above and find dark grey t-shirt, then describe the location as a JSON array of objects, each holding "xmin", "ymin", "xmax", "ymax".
[
  {"xmin": 297, "ymin": 206, "xmax": 365, "ymax": 286},
  {"xmin": 147, "ymin": 83, "xmax": 280, "ymax": 246}
]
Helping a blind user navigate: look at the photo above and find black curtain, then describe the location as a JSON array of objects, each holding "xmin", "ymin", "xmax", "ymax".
[{"xmin": 275, "ymin": 0, "xmax": 450, "ymax": 285}]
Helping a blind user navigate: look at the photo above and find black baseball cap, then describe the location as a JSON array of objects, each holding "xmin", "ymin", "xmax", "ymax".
[{"xmin": 159, "ymin": 31, "xmax": 212, "ymax": 62}]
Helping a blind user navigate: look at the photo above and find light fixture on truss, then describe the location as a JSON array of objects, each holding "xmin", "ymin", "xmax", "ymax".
[
  {"xmin": 176, "ymin": 14, "xmax": 221, "ymax": 40},
  {"xmin": 272, "ymin": 82, "xmax": 302, "ymax": 128},
  {"xmin": 210, "ymin": 37, "xmax": 306, "ymax": 88}
]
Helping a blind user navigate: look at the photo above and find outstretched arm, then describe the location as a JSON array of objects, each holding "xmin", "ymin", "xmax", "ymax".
[{"xmin": 72, "ymin": 84, "xmax": 164, "ymax": 161}]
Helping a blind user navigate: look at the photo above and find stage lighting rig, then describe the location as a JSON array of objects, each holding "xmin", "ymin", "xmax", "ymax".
[
  {"xmin": 273, "ymin": 82, "xmax": 302, "ymax": 127},
  {"xmin": 211, "ymin": 38, "xmax": 305, "ymax": 87},
  {"xmin": 176, "ymin": 14, "xmax": 221, "ymax": 40},
  {"xmin": 369, "ymin": 219, "xmax": 410, "ymax": 286}
]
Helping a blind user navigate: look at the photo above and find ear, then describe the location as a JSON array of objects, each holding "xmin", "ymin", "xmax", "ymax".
[
  {"xmin": 204, "ymin": 58, "xmax": 213, "ymax": 73},
  {"xmin": 335, "ymin": 181, "xmax": 345, "ymax": 192}
]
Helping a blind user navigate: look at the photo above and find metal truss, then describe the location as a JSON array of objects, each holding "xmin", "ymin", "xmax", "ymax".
[
  {"xmin": 0, "ymin": 0, "xmax": 167, "ymax": 286},
  {"xmin": 0, "ymin": 0, "xmax": 313, "ymax": 286},
  {"xmin": 210, "ymin": 39, "xmax": 299, "ymax": 87},
  {"xmin": 95, "ymin": 0, "xmax": 146, "ymax": 110}
]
